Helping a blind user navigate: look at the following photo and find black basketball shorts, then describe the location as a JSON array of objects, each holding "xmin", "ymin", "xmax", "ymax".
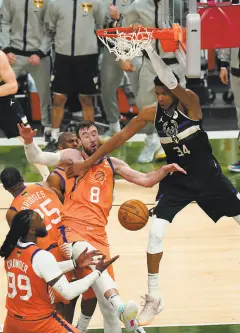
[
  {"xmin": 52, "ymin": 53, "xmax": 100, "ymax": 95},
  {"xmin": 154, "ymin": 168, "xmax": 240, "ymax": 223},
  {"xmin": 0, "ymin": 96, "xmax": 28, "ymax": 139}
]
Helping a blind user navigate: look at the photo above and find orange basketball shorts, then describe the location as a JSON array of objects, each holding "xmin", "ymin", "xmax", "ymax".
[
  {"xmin": 3, "ymin": 312, "xmax": 78, "ymax": 333},
  {"xmin": 58, "ymin": 224, "xmax": 115, "ymax": 300}
]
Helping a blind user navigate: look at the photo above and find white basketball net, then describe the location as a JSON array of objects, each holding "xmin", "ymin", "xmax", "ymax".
[{"xmin": 98, "ymin": 29, "xmax": 154, "ymax": 61}]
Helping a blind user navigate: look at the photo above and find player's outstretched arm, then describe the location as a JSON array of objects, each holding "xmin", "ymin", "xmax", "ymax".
[
  {"xmin": 34, "ymin": 250, "xmax": 119, "ymax": 301},
  {"xmin": 112, "ymin": 158, "xmax": 186, "ymax": 187},
  {"xmin": 0, "ymin": 51, "xmax": 18, "ymax": 96},
  {"xmin": 144, "ymin": 45, "xmax": 202, "ymax": 120},
  {"xmin": 67, "ymin": 106, "xmax": 156, "ymax": 178}
]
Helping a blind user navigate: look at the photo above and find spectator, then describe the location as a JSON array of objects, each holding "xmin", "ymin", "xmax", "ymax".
[
  {"xmin": 121, "ymin": 0, "xmax": 186, "ymax": 163},
  {"xmin": 43, "ymin": 0, "xmax": 104, "ymax": 151},
  {"xmin": 101, "ymin": 0, "xmax": 142, "ymax": 139},
  {"xmin": 220, "ymin": 48, "xmax": 240, "ymax": 172},
  {"xmin": 0, "ymin": 0, "xmax": 52, "ymax": 141}
]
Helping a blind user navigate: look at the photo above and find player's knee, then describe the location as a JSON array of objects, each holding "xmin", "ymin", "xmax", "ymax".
[
  {"xmin": 79, "ymin": 95, "xmax": 93, "ymax": 107},
  {"xmin": 147, "ymin": 217, "xmax": 169, "ymax": 254},
  {"xmin": 72, "ymin": 241, "xmax": 96, "ymax": 259},
  {"xmin": 53, "ymin": 93, "xmax": 67, "ymax": 108},
  {"xmin": 81, "ymin": 297, "xmax": 97, "ymax": 317}
]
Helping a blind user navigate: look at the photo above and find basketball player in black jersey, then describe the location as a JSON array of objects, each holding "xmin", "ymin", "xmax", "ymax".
[
  {"xmin": 0, "ymin": 50, "xmax": 29, "ymax": 138},
  {"xmin": 67, "ymin": 45, "xmax": 240, "ymax": 327}
]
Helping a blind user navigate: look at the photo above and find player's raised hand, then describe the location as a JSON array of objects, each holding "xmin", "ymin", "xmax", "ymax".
[
  {"xmin": 76, "ymin": 247, "xmax": 103, "ymax": 269},
  {"xmin": 17, "ymin": 123, "xmax": 37, "ymax": 144},
  {"xmin": 96, "ymin": 255, "xmax": 120, "ymax": 273},
  {"xmin": 162, "ymin": 163, "xmax": 187, "ymax": 175},
  {"xmin": 130, "ymin": 23, "xmax": 143, "ymax": 31},
  {"xmin": 66, "ymin": 161, "xmax": 89, "ymax": 178},
  {"xmin": 109, "ymin": 3, "xmax": 120, "ymax": 20},
  {"xmin": 120, "ymin": 60, "xmax": 135, "ymax": 72}
]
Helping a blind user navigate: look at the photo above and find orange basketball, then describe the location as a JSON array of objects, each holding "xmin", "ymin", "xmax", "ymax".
[{"xmin": 118, "ymin": 200, "xmax": 149, "ymax": 231}]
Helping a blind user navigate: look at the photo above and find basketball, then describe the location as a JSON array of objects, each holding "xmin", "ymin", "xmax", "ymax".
[
  {"xmin": 94, "ymin": 170, "xmax": 105, "ymax": 182},
  {"xmin": 118, "ymin": 200, "xmax": 149, "ymax": 231}
]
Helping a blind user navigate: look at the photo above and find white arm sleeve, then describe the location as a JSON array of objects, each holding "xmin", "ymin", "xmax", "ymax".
[
  {"xmin": 58, "ymin": 260, "xmax": 75, "ymax": 273},
  {"xmin": 32, "ymin": 250, "xmax": 101, "ymax": 300},
  {"xmin": 52, "ymin": 271, "xmax": 100, "ymax": 301},
  {"xmin": 24, "ymin": 141, "xmax": 61, "ymax": 166}
]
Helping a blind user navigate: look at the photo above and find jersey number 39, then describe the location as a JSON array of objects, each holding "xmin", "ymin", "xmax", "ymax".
[{"xmin": 7, "ymin": 272, "xmax": 32, "ymax": 301}]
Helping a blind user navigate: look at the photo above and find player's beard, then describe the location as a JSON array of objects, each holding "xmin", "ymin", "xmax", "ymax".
[
  {"xmin": 35, "ymin": 228, "xmax": 48, "ymax": 238},
  {"xmin": 83, "ymin": 144, "xmax": 99, "ymax": 156}
]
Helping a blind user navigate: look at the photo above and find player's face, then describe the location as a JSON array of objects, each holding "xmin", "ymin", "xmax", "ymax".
[
  {"xmin": 155, "ymin": 86, "xmax": 175, "ymax": 109},
  {"xmin": 78, "ymin": 126, "xmax": 100, "ymax": 156},
  {"xmin": 31, "ymin": 212, "xmax": 48, "ymax": 238},
  {"xmin": 59, "ymin": 134, "xmax": 80, "ymax": 150}
]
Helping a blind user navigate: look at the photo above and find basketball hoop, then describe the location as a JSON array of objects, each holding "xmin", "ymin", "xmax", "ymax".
[{"xmin": 97, "ymin": 26, "xmax": 181, "ymax": 61}]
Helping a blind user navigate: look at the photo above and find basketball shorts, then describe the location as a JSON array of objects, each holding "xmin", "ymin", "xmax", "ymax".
[
  {"xmin": 3, "ymin": 311, "xmax": 78, "ymax": 333},
  {"xmin": 155, "ymin": 166, "xmax": 240, "ymax": 223},
  {"xmin": 0, "ymin": 96, "xmax": 28, "ymax": 138},
  {"xmin": 52, "ymin": 53, "xmax": 100, "ymax": 95},
  {"xmin": 58, "ymin": 224, "xmax": 115, "ymax": 300}
]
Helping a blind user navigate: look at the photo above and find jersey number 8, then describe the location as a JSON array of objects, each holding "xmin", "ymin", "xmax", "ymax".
[
  {"xmin": 7, "ymin": 272, "xmax": 32, "ymax": 301},
  {"xmin": 90, "ymin": 187, "xmax": 100, "ymax": 203}
]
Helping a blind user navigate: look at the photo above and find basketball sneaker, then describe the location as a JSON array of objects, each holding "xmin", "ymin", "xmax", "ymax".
[
  {"xmin": 154, "ymin": 146, "xmax": 166, "ymax": 160},
  {"xmin": 228, "ymin": 160, "xmax": 240, "ymax": 172},
  {"xmin": 137, "ymin": 294, "xmax": 164, "ymax": 326},
  {"xmin": 138, "ymin": 134, "xmax": 160, "ymax": 163},
  {"xmin": 118, "ymin": 300, "xmax": 138, "ymax": 332}
]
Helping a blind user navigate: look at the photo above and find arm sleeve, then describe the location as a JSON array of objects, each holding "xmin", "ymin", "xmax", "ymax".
[
  {"xmin": 58, "ymin": 260, "xmax": 75, "ymax": 273},
  {"xmin": 24, "ymin": 141, "xmax": 61, "ymax": 166},
  {"xmin": 33, "ymin": 250, "xmax": 101, "ymax": 301},
  {"xmin": 0, "ymin": 0, "xmax": 12, "ymax": 51}
]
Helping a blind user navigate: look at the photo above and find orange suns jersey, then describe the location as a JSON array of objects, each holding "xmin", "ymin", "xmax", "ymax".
[
  {"xmin": 10, "ymin": 184, "xmax": 63, "ymax": 250},
  {"xmin": 61, "ymin": 156, "xmax": 115, "ymax": 231},
  {"xmin": 5, "ymin": 244, "xmax": 53, "ymax": 320}
]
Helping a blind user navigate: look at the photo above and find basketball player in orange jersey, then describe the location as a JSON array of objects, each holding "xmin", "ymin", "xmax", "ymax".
[
  {"xmin": 46, "ymin": 131, "xmax": 99, "ymax": 331},
  {"xmin": 18, "ymin": 121, "xmax": 186, "ymax": 333},
  {"xmin": 1, "ymin": 209, "xmax": 118, "ymax": 333},
  {"xmin": 0, "ymin": 167, "xmax": 72, "ymax": 317}
]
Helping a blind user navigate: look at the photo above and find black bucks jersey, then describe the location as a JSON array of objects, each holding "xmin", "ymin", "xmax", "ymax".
[{"xmin": 155, "ymin": 103, "xmax": 214, "ymax": 170}]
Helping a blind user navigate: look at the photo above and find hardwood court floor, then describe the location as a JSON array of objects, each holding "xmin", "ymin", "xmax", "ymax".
[{"xmin": 0, "ymin": 181, "xmax": 240, "ymax": 329}]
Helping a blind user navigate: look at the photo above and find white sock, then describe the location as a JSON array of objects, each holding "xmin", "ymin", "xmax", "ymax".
[
  {"xmin": 148, "ymin": 273, "xmax": 159, "ymax": 299},
  {"xmin": 110, "ymin": 122, "xmax": 121, "ymax": 133},
  {"xmin": 51, "ymin": 128, "xmax": 60, "ymax": 141},
  {"xmin": 76, "ymin": 313, "xmax": 92, "ymax": 333},
  {"xmin": 108, "ymin": 294, "xmax": 125, "ymax": 315}
]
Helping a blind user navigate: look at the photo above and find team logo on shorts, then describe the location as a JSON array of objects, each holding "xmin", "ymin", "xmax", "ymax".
[
  {"xmin": 163, "ymin": 119, "xmax": 179, "ymax": 143},
  {"xmin": 34, "ymin": 0, "xmax": 44, "ymax": 8},
  {"xmin": 89, "ymin": 169, "xmax": 106, "ymax": 184},
  {"xmin": 81, "ymin": 3, "xmax": 93, "ymax": 13}
]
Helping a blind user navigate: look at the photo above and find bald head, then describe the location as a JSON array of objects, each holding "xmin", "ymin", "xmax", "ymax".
[{"xmin": 57, "ymin": 132, "xmax": 79, "ymax": 150}]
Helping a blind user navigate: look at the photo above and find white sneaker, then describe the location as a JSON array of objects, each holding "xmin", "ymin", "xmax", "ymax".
[
  {"xmin": 137, "ymin": 294, "xmax": 164, "ymax": 326},
  {"xmin": 138, "ymin": 135, "xmax": 160, "ymax": 163},
  {"xmin": 119, "ymin": 301, "xmax": 138, "ymax": 332}
]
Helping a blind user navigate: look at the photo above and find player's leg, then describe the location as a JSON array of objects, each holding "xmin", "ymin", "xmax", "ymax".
[
  {"xmin": 76, "ymin": 297, "xmax": 97, "ymax": 333},
  {"xmin": 101, "ymin": 48, "xmax": 123, "ymax": 137},
  {"xmin": 72, "ymin": 241, "xmax": 138, "ymax": 332},
  {"xmin": 27, "ymin": 56, "xmax": 52, "ymax": 137},
  {"xmin": 137, "ymin": 193, "xmax": 191, "ymax": 326},
  {"xmin": 76, "ymin": 54, "xmax": 99, "ymax": 122},
  {"xmin": 227, "ymin": 75, "xmax": 240, "ymax": 172}
]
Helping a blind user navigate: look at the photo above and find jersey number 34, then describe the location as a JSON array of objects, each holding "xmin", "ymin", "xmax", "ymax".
[{"xmin": 173, "ymin": 144, "xmax": 191, "ymax": 157}]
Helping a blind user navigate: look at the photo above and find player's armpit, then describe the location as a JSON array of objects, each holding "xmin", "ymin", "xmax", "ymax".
[{"xmin": 6, "ymin": 208, "xmax": 17, "ymax": 227}]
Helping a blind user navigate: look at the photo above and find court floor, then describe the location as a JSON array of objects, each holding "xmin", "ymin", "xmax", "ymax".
[{"xmin": 0, "ymin": 179, "xmax": 240, "ymax": 331}]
